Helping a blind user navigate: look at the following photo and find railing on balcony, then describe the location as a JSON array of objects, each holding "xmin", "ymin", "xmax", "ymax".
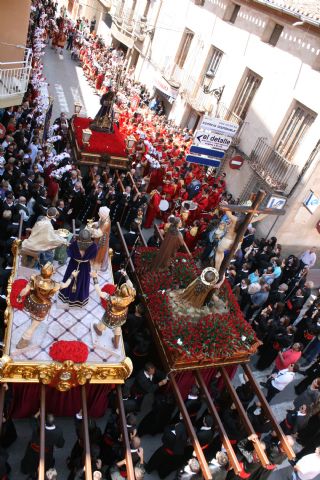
[
  {"xmin": 249, "ymin": 137, "xmax": 299, "ymax": 194},
  {"xmin": 112, "ymin": 3, "xmax": 147, "ymax": 42},
  {"xmin": 178, "ymin": 74, "xmax": 247, "ymax": 143},
  {"xmin": 180, "ymin": 74, "xmax": 208, "ymax": 111},
  {"xmin": 0, "ymin": 46, "xmax": 32, "ymax": 99}
]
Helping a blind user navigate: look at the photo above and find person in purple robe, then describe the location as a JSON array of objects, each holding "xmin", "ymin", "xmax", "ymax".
[{"xmin": 58, "ymin": 229, "xmax": 98, "ymax": 308}]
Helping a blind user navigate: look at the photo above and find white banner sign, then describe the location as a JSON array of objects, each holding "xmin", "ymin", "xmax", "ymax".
[
  {"xmin": 199, "ymin": 115, "xmax": 239, "ymax": 137},
  {"xmin": 194, "ymin": 129, "xmax": 232, "ymax": 151},
  {"xmin": 267, "ymin": 196, "xmax": 286, "ymax": 210}
]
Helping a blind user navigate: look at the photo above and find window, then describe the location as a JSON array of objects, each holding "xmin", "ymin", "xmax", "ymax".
[
  {"xmin": 275, "ymin": 103, "xmax": 316, "ymax": 160},
  {"xmin": 206, "ymin": 47, "xmax": 223, "ymax": 77},
  {"xmin": 176, "ymin": 29, "xmax": 194, "ymax": 68},
  {"xmin": 229, "ymin": 4, "xmax": 240, "ymax": 24},
  {"xmin": 231, "ymin": 70, "xmax": 262, "ymax": 120},
  {"xmin": 268, "ymin": 24, "xmax": 283, "ymax": 46}
]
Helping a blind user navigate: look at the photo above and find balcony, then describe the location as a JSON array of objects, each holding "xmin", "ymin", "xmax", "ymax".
[
  {"xmin": 162, "ymin": 62, "xmax": 184, "ymax": 89},
  {"xmin": 180, "ymin": 74, "xmax": 210, "ymax": 111},
  {"xmin": 179, "ymin": 75, "xmax": 246, "ymax": 143},
  {"xmin": 249, "ymin": 137, "xmax": 299, "ymax": 195},
  {"xmin": 111, "ymin": 4, "xmax": 149, "ymax": 47},
  {"xmin": 0, "ymin": 47, "xmax": 32, "ymax": 108}
]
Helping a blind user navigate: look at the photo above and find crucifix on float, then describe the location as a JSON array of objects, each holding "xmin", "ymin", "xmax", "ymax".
[{"xmin": 216, "ymin": 190, "xmax": 286, "ymax": 280}]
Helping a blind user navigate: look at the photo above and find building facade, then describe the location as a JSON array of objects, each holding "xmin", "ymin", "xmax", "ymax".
[
  {"xmin": 96, "ymin": 0, "xmax": 320, "ymax": 250},
  {"xmin": 0, "ymin": 0, "xmax": 33, "ymax": 108}
]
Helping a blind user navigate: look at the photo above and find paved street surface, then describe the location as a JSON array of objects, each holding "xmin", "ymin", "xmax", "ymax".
[
  {"xmin": 6, "ymin": 43, "xmax": 320, "ymax": 480},
  {"xmin": 43, "ymin": 44, "xmax": 100, "ymax": 120}
]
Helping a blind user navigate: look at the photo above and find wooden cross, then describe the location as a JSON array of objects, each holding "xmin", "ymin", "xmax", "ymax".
[{"xmin": 218, "ymin": 190, "xmax": 286, "ymax": 278}]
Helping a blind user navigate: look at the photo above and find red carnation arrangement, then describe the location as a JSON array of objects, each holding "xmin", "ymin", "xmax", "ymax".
[
  {"xmin": 100, "ymin": 284, "xmax": 117, "ymax": 309},
  {"xmin": 49, "ymin": 340, "xmax": 89, "ymax": 363},
  {"xmin": 10, "ymin": 279, "xmax": 29, "ymax": 310},
  {"xmin": 134, "ymin": 246, "xmax": 257, "ymax": 361}
]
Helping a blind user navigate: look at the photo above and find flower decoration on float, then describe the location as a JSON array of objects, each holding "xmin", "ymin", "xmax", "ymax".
[
  {"xmin": 134, "ymin": 247, "xmax": 257, "ymax": 361},
  {"xmin": 49, "ymin": 340, "xmax": 89, "ymax": 363}
]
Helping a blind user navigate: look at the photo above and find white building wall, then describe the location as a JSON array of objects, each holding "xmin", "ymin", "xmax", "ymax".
[{"xmin": 134, "ymin": 0, "xmax": 320, "ymax": 248}]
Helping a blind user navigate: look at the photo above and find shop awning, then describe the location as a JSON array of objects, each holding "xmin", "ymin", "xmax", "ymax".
[{"xmin": 154, "ymin": 75, "xmax": 179, "ymax": 102}]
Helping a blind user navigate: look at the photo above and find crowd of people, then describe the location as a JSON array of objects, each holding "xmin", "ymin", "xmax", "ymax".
[{"xmin": 0, "ymin": 0, "xmax": 319, "ymax": 479}]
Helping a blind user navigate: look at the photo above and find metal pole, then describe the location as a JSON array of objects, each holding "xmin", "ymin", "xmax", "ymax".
[
  {"xmin": 116, "ymin": 222, "xmax": 135, "ymax": 272},
  {"xmin": 81, "ymin": 386, "xmax": 93, "ymax": 480},
  {"xmin": 195, "ymin": 370, "xmax": 241, "ymax": 474},
  {"xmin": 38, "ymin": 384, "xmax": 46, "ymax": 480},
  {"xmin": 72, "ymin": 218, "xmax": 76, "ymax": 236},
  {"xmin": 18, "ymin": 211, "xmax": 24, "ymax": 240},
  {"xmin": 116, "ymin": 385, "xmax": 135, "ymax": 480},
  {"xmin": 169, "ymin": 373, "xmax": 212, "ymax": 480},
  {"xmin": 220, "ymin": 367, "xmax": 270, "ymax": 467},
  {"xmin": 242, "ymin": 364, "xmax": 296, "ymax": 460}
]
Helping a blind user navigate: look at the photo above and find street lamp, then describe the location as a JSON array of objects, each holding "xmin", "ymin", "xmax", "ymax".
[
  {"xmin": 74, "ymin": 101, "xmax": 82, "ymax": 116},
  {"xmin": 82, "ymin": 128, "xmax": 92, "ymax": 147},
  {"xmin": 202, "ymin": 73, "xmax": 225, "ymax": 101}
]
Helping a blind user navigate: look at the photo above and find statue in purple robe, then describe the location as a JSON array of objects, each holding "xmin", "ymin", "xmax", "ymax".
[{"xmin": 58, "ymin": 229, "xmax": 98, "ymax": 308}]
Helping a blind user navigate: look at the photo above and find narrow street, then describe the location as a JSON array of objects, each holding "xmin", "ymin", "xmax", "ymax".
[{"xmin": 43, "ymin": 44, "xmax": 100, "ymax": 120}]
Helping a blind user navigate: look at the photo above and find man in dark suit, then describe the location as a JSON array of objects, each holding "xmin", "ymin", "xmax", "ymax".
[
  {"xmin": 124, "ymin": 222, "xmax": 139, "ymax": 251},
  {"xmin": 13, "ymin": 196, "xmax": 31, "ymax": 228},
  {"xmin": 0, "ymin": 192, "xmax": 15, "ymax": 216},
  {"xmin": 196, "ymin": 415, "xmax": 215, "ymax": 452},
  {"xmin": 173, "ymin": 385, "xmax": 201, "ymax": 425},
  {"xmin": 133, "ymin": 362, "xmax": 168, "ymax": 396},
  {"xmin": 21, "ymin": 413, "xmax": 64, "ymax": 477},
  {"xmin": 146, "ymin": 421, "xmax": 188, "ymax": 478}
]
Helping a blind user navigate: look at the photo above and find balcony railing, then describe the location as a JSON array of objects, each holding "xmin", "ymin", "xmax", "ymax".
[
  {"xmin": 0, "ymin": 47, "xmax": 32, "ymax": 100},
  {"xmin": 249, "ymin": 137, "xmax": 299, "ymax": 194},
  {"xmin": 178, "ymin": 74, "xmax": 247, "ymax": 143},
  {"xmin": 111, "ymin": 3, "xmax": 148, "ymax": 42}
]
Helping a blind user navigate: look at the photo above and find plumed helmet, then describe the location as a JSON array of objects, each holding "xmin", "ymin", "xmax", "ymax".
[
  {"xmin": 119, "ymin": 284, "xmax": 135, "ymax": 298},
  {"xmin": 40, "ymin": 262, "xmax": 54, "ymax": 279}
]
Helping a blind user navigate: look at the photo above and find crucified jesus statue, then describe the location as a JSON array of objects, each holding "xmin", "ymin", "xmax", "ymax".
[
  {"xmin": 214, "ymin": 208, "xmax": 238, "ymax": 272},
  {"xmin": 215, "ymin": 190, "xmax": 286, "ymax": 281}
]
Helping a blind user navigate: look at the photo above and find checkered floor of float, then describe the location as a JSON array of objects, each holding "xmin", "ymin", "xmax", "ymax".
[{"xmin": 9, "ymin": 258, "xmax": 125, "ymax": 364}]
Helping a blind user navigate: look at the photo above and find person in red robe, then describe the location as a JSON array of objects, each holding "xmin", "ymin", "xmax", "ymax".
[
  {"xmin": 95, "ymin": 71, "xmax": 105, "ymax": 91},
  {"xmin": 184, "ymin": 221, "xmax": 201, "ymax": 252},
  {"xmin": 194, "ymin": 190, "xmax": 210, "ymax": 221},
  {"xmin": 208, "ymin": 187, "xmax": 221, "ymax": 210},
  {"xmin": 162, "ymin": 178, "xmax": 176, "ymax": 202},
  {"xmin": 144, "ymin": 189, "xmax": 161, "ymax": 228}
]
